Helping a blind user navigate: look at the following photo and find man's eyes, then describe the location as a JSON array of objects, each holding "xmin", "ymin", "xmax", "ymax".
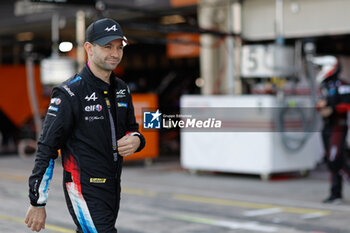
[{"xmin": 103, "ymin": 45, "xmax": 123, "ymax": 50}]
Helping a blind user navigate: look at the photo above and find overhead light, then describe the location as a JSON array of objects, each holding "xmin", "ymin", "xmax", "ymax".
[
  {"xmin": 195, "ymin": 77, "xmax": 204, "ymax": 88},
  {"xmin": 161, "ymin": 15, "xmax": 186, "ymax": 24},
  {"xmin": 16, "ymin": 32, "xmax": 34, "ymax": 41},
  {"xmin": 59, "ymin": 42, "xmax": 73, "ymax": 52},
  {"xmin": 291, "ymin": 1, "xmax": 300, "ymax": 14}
]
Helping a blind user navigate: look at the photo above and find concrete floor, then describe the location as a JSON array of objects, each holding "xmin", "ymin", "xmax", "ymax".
[{"xmin": 1, "ymin": 154, "xmax": 350, "ymax": 233}]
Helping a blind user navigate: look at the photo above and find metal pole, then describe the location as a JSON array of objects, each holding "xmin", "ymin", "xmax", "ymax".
[
  {"xmin": 233, "ymin": 0, "xmax": 242, "ymax": 95},
  {"xmin": 275, "ymin": 0, "xmax": 285, "ymax": 102},
  {"xmin": 76, "ymin": 10, "xmax": 86, "ymax": 70},
  {"xmin": 51, "ymin": 13, "xmax": 59, "ymax": 57},
  {"xmin": 275, "ymin": 0, "xmax": 284, "ymax": 45},
  {"xmin": 225, "ymin": 0, "xmax": 235, "ymax": 95},
  {"xmin": 198, "ymin": 0, "xmax": 216, "ymax": 95},
  {"xmin": 25, "ymin": 44, "xmax": 42, "ymax": 140}
]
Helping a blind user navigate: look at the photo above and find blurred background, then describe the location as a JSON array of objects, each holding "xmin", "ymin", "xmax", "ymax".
[
  {"xmin": 3, "ymin": 1, "xmax": 350, "ymax": 232},
  {"xmin": 1, "ymin": 0, "xmax": 350, "ymax": 172}
]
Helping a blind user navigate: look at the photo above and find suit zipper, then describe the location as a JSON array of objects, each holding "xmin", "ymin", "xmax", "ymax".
[{"xmin": 103, "ymin": 91, "xmax": 118, "ymax": 162}]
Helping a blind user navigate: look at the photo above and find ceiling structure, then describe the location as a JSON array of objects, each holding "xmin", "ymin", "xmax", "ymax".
[{"xmin": 0, "ymin": 0, "xmax": 198, "ymax": 59}]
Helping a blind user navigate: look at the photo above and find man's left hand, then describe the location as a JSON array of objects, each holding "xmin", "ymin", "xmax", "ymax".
[{"xmin": 117, "ymin": 135, "xmax": 140, "ymax": 157}]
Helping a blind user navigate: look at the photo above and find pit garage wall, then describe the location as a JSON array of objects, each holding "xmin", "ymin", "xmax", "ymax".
[{"xmin": 242, "ymin": 0, "xmax": 350, "ymax": 41}]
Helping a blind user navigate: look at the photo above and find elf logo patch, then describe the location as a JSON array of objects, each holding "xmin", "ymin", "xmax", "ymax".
[{"xmin": 85, "ymin": 104, "xmax": 103, "ymax": 112}]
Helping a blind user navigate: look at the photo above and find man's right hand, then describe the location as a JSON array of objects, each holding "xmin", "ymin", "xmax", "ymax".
[
  {"xmin": 316, "ymin": 99, "xmax": 333, "ymax": 117},
  {"xmin": 25, "ymin": 205, "xmax": 46, "ymax": 232},
  {"xmin": 316, "ymin": 99, "xmax": 327, "ymax": 109}
]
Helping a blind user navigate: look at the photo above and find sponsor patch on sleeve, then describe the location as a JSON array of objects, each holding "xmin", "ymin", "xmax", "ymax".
[
  {"xmin": 50, "ymin": 98, "xmax": 62, "ymax": 105},
  {"xmin": 117, "ymin": 102, "xmax": 128, "ymax": 108},
  {"xmin": 48, "ymin": 106, "xmax": 59, "ymax": 112}
]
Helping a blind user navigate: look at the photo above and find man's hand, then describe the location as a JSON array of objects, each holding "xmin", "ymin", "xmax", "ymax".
[
  {"xmin": 25, "ymin": 205, "xmax": 46, "ymax": 232},
  {"xmin": 316, "ymin": 99, "xmax": 333, "ymax": 117},
  {"xmin": 117, "ymin": 135, "xmax": 141, "ymax": 157},
  {"xmin": 316, "ymin": 99, "xmax": 327, "ymax": 109}
]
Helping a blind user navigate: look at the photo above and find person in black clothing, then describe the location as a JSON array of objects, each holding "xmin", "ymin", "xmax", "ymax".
[
  {"xmin": 25, "ymin": 18, "xmax": 145, "ymax": 232},
  {"xmin": 314, "ymin": 55, "xmax": 350, "ymax": 204}
]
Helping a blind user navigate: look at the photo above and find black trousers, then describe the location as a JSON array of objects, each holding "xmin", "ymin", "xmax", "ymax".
[
  {"xmin": 63, "ymin": 170, "xmax": 121, "ymax": 233},
  {"xmin": 322, "ymin": 122, "xmax": 350, "ymax": 198}
]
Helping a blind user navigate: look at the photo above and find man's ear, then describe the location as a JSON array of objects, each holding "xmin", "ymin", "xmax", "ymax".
[{"xmin": 84, "ymin": 42, "xmax": 93, "ymax": 57}]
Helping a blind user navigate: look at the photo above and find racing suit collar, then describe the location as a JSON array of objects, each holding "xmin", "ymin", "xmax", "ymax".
[{"xmin": 80, "ymin": 63, "xmax": 117, "ymax": 92}]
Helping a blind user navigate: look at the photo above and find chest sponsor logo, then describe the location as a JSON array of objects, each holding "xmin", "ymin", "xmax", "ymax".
[
  {"xmin": 339, "ymin": 85, "xmax": 350, "ymax": 94},
  {"xmin": 117, "ymin": 102, "xmax": 128, "ymax": 108},
  {"xmin": 85, "ymin": 92, "xmax": 98, "ymax": 101},
  {"xmin": 50, "ymin": 98, "xmax": 61, "ymax": 105},
  {"xmin": 85, "ymin": 116, "xmax": 104, "ymax": 122},
  {"xmin": 85, "ymin": 104, "xmax": 103, "ymax": 112},
  {"xmin": 48, "ymin": 106, "xmax": 59, "ymax": 112},
  {"xmin": 116, "ymin": 89, "xmax": 126, "ymax": 98},
  {"xmin": 328, "ymin": 88, "xmax": 336, "ymax": 96}
]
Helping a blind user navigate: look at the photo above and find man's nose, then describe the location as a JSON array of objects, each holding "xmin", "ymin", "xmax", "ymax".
[
  {"xmin": 111, "ymin": 48, "xmax": 120, "ymax": 57},
  {"xmin": 112, "ymin": 47, "xmax": 122, "ymax": 57}
]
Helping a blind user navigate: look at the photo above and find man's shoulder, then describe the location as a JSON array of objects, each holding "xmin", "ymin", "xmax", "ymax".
[
  {"xmin": 55, "ymin": 74, "xmax": 85, "ymax": 98},
  {"xmin": 114, "ymin": 76, "xmax": 132, "ymax": 95},
  {"xmin": 114, "ymin": 76, "xmax": 127, "ymax": 87}
]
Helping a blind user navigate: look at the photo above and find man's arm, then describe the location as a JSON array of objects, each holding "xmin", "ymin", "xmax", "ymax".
[
  {"xmin": 122, "ymin": 85, "xmax": 146, "ymax": 153},
  {"xmin": 26, "ymin": 88, "xmax": 74, "ymax": 231},
  {"xmin": 336, "ymin": 84, "xmax": 350, "ymax": 112}
]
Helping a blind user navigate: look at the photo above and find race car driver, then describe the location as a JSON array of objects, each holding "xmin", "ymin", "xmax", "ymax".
[{"xmin": 25, "ymin": 18, "xmax": 145, "ymax": 232}]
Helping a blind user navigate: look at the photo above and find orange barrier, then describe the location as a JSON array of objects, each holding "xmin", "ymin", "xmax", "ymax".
[
  {"xmin": 0, "ymin": 65, "xmax": 50, "ymax": 128},
  {"xmin": 0, "ymin": 65, "xmax": 159, "ymax": 161},
  {"xmin": 170, "ymin": 0, "xmax": 198, "ymax": 7},
  {"xmin": 166, "ymin": 33, "xmax": 200, "ymax": 58},
  {"xmin": 125, "ymin": 94, "xmax": 159, "ymax": 161}
]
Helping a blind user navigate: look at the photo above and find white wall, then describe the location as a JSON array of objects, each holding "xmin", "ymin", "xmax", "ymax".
[{"xmin": 242, "ymin": 0, "xmax": 350, "ymax": 41}]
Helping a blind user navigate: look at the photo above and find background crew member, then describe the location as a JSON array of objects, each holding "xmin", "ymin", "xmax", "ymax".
[{"xmin": 315, "ymin": 55, "xmax": 350, "ymax": 204}]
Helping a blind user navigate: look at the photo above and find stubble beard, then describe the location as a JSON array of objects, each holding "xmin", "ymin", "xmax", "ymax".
[
  {"xmin": 102, "ymin": 58, "xmax": 120, "ymax": 71},
  {"xmin": 97, "ymin": 57, "xmax": 120, "ymax": 72}
]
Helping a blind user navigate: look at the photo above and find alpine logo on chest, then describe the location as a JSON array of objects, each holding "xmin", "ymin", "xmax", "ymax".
[{"xmin": 85, "ymin": 92, "xmax": 98, "ymax": 101}]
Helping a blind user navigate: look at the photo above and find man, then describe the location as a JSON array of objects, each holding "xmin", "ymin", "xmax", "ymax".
[
  {"xmin": 25, "ymin": 18, "xmax": 145, "ymax": 232},
  {"xmin": 314, "ymin": 55, "xmax": 350, "ymax": 204}
]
